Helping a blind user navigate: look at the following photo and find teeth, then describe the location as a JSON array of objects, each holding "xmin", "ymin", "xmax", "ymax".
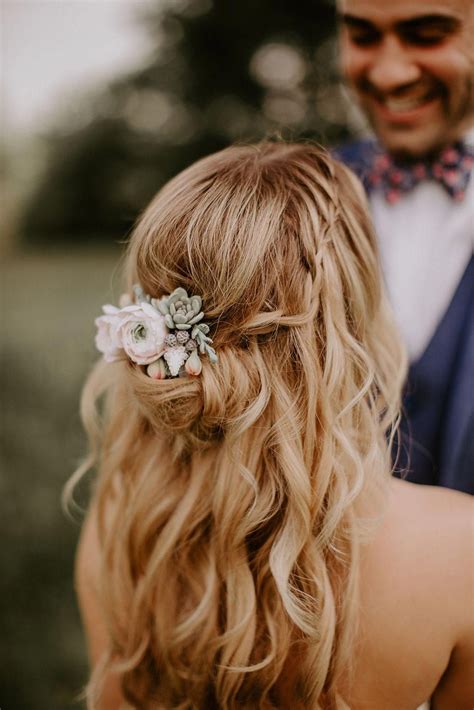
[{"xmin": 384, "ymin": 96, "xmax": 431, "ymax": 112}]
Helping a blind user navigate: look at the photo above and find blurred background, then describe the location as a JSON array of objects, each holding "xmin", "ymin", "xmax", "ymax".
[{"xmin": 1, "ymin": 1, "xmax": 365, "ymax": 707}]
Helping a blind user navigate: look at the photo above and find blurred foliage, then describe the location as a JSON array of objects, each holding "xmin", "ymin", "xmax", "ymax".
[
  {"xmin": 1, "ymin": 249, "xmax": 122, "ymax": 709},
  {"xmin": 21, "ymin": 0, "xmax": 349, "ymax": 244}
]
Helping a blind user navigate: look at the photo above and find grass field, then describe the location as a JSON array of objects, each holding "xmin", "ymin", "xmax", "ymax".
[{"xmin": 1, "ymin": 247, "xmax": 122, "ymax": 710}]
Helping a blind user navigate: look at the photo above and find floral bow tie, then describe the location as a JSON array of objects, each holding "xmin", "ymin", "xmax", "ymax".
[{"xmin": 366, "ymin": 142, "xmax": 474, "ymax": 204}]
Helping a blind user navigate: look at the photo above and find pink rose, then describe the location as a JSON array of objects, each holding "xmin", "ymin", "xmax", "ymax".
[
  {"xmin": 95, "ymin": 305, "xmax": 125, "ymax": 363},
  {"xmin": 115, "ymin": 302, "xmax": 168, "ymax": 365}
]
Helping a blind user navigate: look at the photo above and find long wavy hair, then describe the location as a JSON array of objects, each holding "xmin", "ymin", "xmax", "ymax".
[{"xmin": 72, "ymin": 142, "xmax": 406, "ymax": 709}]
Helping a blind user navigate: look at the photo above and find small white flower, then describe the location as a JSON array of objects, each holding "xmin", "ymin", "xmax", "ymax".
[
  {"xmin": 163, "ymin": 345, "xmax": 188, "ymax": 376},
  {"xmin": 147, "ymin": 358, "xmax": 167, "ymax": 380},
  {"xmin": 185, "ymin": 349, "xmax": 202, "ymax": 376},
  {"xmin": 95, "ymin": 305, "xmax": 124, "ymax": 363}
]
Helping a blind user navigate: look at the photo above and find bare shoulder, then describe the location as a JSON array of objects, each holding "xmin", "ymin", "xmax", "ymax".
[
  {"xmin": 76, "ymin": 487, "xmax": 120, "ymax": 603},
  {"xmin": 388, "ymin": 480, "xmax": 474, "ymax": 708},
  {"xmin": 352, "ymin": 479, "xmax": 474, "ymax": 707},
  {"xmin": 75, "ymin": 503, "xmax": 105, "ymax": 663},
  {"xmin": 387, "ymin": 477, "xmax": 473, "ymax": 539},
  {"xmin": 389, "ymin": 475, "xmax": 473, "ymax": 521},
  {"xmin": 76, "ymin": 503, "xmax": 101, "ymax": 575},
  {"xmin": 384, "ymin": 478, "xmax": 473, "ymax": 584},
  {"xmin": 369, "ymin": 478, "xmax": 473, "ymax": 631},
  {"xmin": 75, "ymin": 501, "xmax": 126, "ymax": 709}
]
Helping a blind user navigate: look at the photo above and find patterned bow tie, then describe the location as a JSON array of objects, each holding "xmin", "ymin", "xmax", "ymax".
[{"xmin": 366, "ymin": 142, "xmax": 474, "ymax": 204}]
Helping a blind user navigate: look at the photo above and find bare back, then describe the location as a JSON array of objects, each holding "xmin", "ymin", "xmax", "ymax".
[
  {"xmin": 347, "ymin": 478, "xmax": 474, "ymax": 709},
  {"xmin": 77, "ymin": 478, "xmax": 474, "ymax": 709}
]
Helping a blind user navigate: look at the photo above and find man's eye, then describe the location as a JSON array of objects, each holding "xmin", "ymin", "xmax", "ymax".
[
  {"xmin": 348, "ymin": 30, "xmax": 381, "ymax": 47},
  {"xmin": 405, "ymin": 31, "xmax": 447, "ymax": 46},
  {"xmin": 402, "ymin": 23, "xmax": 453, "ymax": 46}
]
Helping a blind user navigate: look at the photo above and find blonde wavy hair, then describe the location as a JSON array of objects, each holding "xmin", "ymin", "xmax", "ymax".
[{"xmin": 73, "ymin": 142, "xmax": 406, "ymax": 709}]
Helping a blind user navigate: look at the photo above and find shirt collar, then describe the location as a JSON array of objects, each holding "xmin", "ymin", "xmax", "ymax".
[{"xmin": 463, "ymin": 127, "xmax": 474, "ymax": 148}]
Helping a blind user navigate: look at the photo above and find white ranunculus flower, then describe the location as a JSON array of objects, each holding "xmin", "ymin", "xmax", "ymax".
[
  {"xmin": 95, "ymin": 304, "xmax": 125, "ymax": 363},
  {"xmin": 116, "ymin": 302, "xmax": 168, "ymax": 365}
]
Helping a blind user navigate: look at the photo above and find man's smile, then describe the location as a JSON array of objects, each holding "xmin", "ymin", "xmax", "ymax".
[
  {"xmin": 369, "ymin": 89, "xmax": 441, "ymax": 124},
  {"xmin": 354, "ymin": 78, "xmax": 444, "ymax": 127}
]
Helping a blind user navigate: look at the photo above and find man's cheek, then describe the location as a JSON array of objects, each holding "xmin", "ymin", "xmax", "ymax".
[
  {"xmin": 339, "ymin": 43, "xmax": 361, "ymax": 82},
  {"xmin": 422, "ymin": 47, "xmax": 472, "ymax": 83},
  {"xmin": 343, "ymin": 63, "xmax": 366, "ymax": 90}
]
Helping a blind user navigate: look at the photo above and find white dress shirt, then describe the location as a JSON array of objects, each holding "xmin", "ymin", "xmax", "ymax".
[{"xmin": 369, "ymin": 132, "xmax": 474, "ymax": 363}]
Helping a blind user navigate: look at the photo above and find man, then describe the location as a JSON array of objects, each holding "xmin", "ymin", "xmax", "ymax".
[{"xmin": 335, "ymin": 0, "xmax": 473, "ymax": 493}]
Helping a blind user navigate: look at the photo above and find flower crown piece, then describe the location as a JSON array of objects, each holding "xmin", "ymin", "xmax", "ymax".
[{"xmin": 95, "ymin": 285, "xmax": 217, "ymax": 379}]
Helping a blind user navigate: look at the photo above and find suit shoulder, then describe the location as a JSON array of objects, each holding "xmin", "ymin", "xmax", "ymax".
[{"xmin": 332, "ymin": 138, "xmax": 376, "ymax": 164}]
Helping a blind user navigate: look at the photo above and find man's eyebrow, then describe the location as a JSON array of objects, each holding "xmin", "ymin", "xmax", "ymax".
[
  {"xmin": 397, "ymin": 14, "xmax": 461, "ymax": 32},
  {"xmin": 338, "ymin": 13, "xmax": 376, "ymax": 30},
  {"xmin": 338, "ymin": 12, "xmax": 461, "ymax": 33}
]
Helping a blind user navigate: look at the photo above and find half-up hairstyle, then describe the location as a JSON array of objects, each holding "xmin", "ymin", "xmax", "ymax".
[{"xmin": 75, "ymin": 142, "xmax": 406, "ymax": 709}]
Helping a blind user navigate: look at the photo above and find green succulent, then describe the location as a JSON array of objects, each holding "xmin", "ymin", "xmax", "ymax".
[
  {"xmin": 154, "ymin": 287, "xmax": 205, "ymax": 331},
  {"xmin": 148, "ymin": 285, "xmax": 218, "ymax": 368},
  {"xmin": 192, "ymin": 325, "xmax": 218, "ymax": 364}
]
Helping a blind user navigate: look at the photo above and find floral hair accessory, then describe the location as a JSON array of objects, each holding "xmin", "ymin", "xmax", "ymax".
[{"xmin": 95, "ymin": 285, "xmax": 217, "ymax": 379}]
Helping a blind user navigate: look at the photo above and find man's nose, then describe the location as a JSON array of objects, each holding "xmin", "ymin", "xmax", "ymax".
[{"xmin": 367, "ymin": 36, "xmax": 421, "ymax": 93}]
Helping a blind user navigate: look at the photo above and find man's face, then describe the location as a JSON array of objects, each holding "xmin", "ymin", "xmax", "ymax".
[{"xmin": 338, "ymin": 0, "xmax": 474, "ymax": 158}]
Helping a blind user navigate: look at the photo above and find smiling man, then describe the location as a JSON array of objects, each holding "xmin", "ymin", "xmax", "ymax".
[
  {"xmin": 335, "ymin": 0, "xmax": 473, "ymax": 494},
  {"xmin": 340, "ymin": 0, "xmax": 473, "ymax": 156}
]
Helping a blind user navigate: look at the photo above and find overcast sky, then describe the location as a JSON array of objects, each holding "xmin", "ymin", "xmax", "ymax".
[{"xmin": 2, "ymin": 0, "xmax": 157, "ymax": 137}]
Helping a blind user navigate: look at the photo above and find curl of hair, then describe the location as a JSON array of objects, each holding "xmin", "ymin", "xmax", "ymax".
[{"xmin": 72, "ymin": 143, "xmax": 406, "ymax": 709}]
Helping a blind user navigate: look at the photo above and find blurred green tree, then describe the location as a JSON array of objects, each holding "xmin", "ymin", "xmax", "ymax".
[{"xmin": 22, "ymin": 0, "xmax": 347, "ymax": 244}]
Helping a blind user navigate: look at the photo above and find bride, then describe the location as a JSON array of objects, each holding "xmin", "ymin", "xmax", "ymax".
[{"xmin": 72, "ymin": 142, "xmax": 473, "ymax": 709}]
